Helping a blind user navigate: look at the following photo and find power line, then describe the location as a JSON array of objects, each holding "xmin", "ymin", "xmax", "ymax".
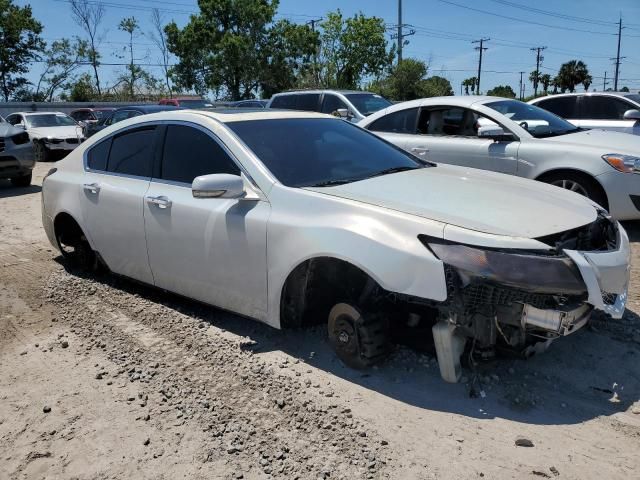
[{"xmin": 487, "ymin": 0, "xmax": 617, "ymax": 27}]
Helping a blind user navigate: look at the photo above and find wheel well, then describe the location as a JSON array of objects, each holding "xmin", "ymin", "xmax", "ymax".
[
  {"xmin": 535, "ymin": 169, "xmax": 609, "ymax": 211},
  {"xmin": 53, "ymin": 213, "xmax": 85, "ymax": 247},
  {"xmin": 280, "ymin": 257, "xmax": 380, "ymax": 329}
]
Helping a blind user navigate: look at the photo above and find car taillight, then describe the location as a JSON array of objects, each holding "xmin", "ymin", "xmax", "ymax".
[{"xmin": 43, "ymin": 168, "xmax": 57, "ymax": 182}]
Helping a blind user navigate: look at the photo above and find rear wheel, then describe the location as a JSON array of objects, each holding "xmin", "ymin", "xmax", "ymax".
[
  {"xmin": 540, "ymin": 171, "xmax": 608, "ymax": 209},
  {"xmin": 327, "ymin": 303, "xmax": 391, "ymax": 369},
  {"xmin": 56, "ymin": 225, "xmax": 99, "ymax": 271},
  {"xmin": 10, "ymin": 172, "xmax": 32, "ymax": 187}
]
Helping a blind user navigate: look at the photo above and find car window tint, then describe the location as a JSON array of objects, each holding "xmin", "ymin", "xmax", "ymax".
[
  {"xmin": 295, "ymin": 94, "xmax": 320, "ymax": 111},
  {"xmin": 418, "ymin": 107, "xmax": 483, "ymax": 137},
  {"xmin": 6, "ymin": 115, "xmax": 21, "ymax": 125},
  {"xmin": 320, "ymin": 94, "xmax": 347, "ymax": 114},
  {"xmin": 582, "ymin": 96, "xmax": 634, "ymax": 120},
  {"xmin": 111, "ymin": 110, "xmax": 133, "ymax": 123},
  {"xmin": 270, "ymin": 95, "xmax": 295, "ymax": 109},
  {"xmin": 87, "ymin": 138, "xmax": 111, "ymax": 171},
  {"xmin": 368, "ymin": 108, "xmax": 418, "ymax": 134},
  {"xmin": 160, "ymin": 125, "xmax": 240, "ymax": 184},
  {"xmin": 536, "ymin": 97, "xmax": 578, "ymax": 118},
  {"xmin": 107, "ymin": 127, "xmax": 155, "ymax": 177}
]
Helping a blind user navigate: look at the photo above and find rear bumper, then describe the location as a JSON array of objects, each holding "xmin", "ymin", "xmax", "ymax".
[
  {"xmin": 0, "ymin": 143, "xmax": 35, "ymax": 178},
  {"xmin": 564, "ymin": 224, "xmax": 630, "ymax": 319}
]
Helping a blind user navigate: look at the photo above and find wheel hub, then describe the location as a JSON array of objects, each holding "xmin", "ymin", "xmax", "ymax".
[{"xmin": 338, "ymin": 330, "xmax": 350, "ymax": 344}]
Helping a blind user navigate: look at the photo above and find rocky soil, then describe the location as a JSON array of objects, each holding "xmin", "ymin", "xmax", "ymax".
[{"xmin": 2, "ymin": 163, "xmax": 640, "ymax": 480}]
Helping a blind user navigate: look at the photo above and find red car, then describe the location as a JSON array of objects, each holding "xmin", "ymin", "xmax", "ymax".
[{"xmin": 69, "ymin": 107, "xmax": 116, "ymax": 125}]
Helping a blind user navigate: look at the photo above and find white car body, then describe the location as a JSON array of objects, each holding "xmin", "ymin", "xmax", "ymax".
[
  {"xmin": 41, "ymin": 109, "xmax": 630, "ymax": 382},
  {"xmin": 5, "ymin": 112, "xmax": 84, "ymax": 160},
  {"xmin": 358, "ymin": 96, "xmax": 640, "ymax": 220},
  {"xmin": 529, "ymin": 92, "xmax": 640, "ymax": 136}
]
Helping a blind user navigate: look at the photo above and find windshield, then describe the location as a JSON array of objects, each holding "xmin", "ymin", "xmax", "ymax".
[
  {"xmin": 26, "ymin": 114, "xmax": 77, "ymax": 128},
  {"xmin": 226, "ymin": 118, "xmax": 425, "ymax": 188},
  {"xmin": 178, "ymin": 99, "xmax": 212, "ymax": 108},
  {"xmin": 485, "ymin": 100, "xmax": 579, "ymax": 138},
  {"xmin": 344, "ymin": 93, "xmax": 392, "ymax": 116}
]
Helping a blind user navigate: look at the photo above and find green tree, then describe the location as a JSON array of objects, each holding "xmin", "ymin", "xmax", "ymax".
[
  {"xmin": 621, "ymin": 86, "xmax": 630, "ymax": 92},
  {"xmin": 487, "ymin": 85, "xmax": 516, "ymax": 98},
  {"xmin": 119, "ymin": 16, "xmax": 140, "ymax": 100},
  {"xmin": 582, "ymin": 74, "xmax": 592, "ymax": 91},
  {"xmin": 149, "ymin": 8, "xmax": 172, "ymax": 97},
  {"xmin": 166, "ymin": 0, "xmax": 280, "ymax": 100},
  {"xmin": 421, "ymin": 75, "xmax": 453, "ymax": 97},
  {"xmin": 369, "ymin": 58, "xmax": 427, "ymax": 101},
  {"xmin": 65, "ymin": 72, "xmax": 95, "ymax": 101},
  {"xmin": 462, "ymin": 77, "xmax": 477, "ymax": 95},
  {"xmin": 70, "ymin": 0, "xmax": 105, "ymax": 96},
  {"xmin": 529, "ymin": 70, "xmax": 540, "ymax": 93},
  {"xmin": 556, "ymin": 60, "xmax": 589, "ymax": 93},
  {"xmin": 35, "ymin": 38, "xmax": 89, "ymax": 101},
  {"xmin": 539, "ymin": 73, "xmax": 551, "ymax": 94},
  {"xmin": 318, "ymin": 10, "xmax": 394, "ymax": 89},
  {"xmin": 0, "ymin": 0, "xmax": 45, "ymax": 101}
]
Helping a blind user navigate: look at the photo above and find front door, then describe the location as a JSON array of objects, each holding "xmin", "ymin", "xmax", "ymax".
[
  {"xmin": 80, "ymin": 126, "xmax": 158, "ymax": 284},
  {"xmin": 143, "ymin": 123, "xmax": 270, "ymax": 321}
]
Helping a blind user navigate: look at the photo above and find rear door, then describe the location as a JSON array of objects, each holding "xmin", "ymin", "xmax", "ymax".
[
  {"xmin": 534, "ymin": 96, "xmax": 579, "ymax": 125},
  {"xmin": 143, "ymin": 123, "xmax": 270, "ymax": 320},
  {"xmin": 80, "ymin": 125, "xmax": 158, "ymax": 284},
  {"xmin": 579, "ymin": 96, "xmax": 638, "ymax": 134}
]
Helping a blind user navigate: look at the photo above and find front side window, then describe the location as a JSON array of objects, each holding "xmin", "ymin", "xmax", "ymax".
[
  {"xmin": 321, "ymin": 94, "xmax": 348, "ymax": 115},
  {"xmin": 106, "ymin": 127, "xmax": 155, "ymax": 177},
  {"xmin": 160, "ymin": 125, "xmax": 240, "ymax": 184},
  {"xmin": 227, "ymin": 118, "xmax": 424, "ymax": 188},
  {"xmin": 87, "ymin": 138, "xmax": 111, "ymax": 171},
  {"xmin": 485, "ymin": 100, "xmax": 578, "ymax": 138},
  {"xmin": 582, "ymin": 96, "xmax": 634, "ymax": 120},
  {"xmin": 536, "ymin": 97, "xmax": 578, "ymax": 118},
  {"xmin": 368, "ymin": 108, "xmax": 418, "ymax": 134}
]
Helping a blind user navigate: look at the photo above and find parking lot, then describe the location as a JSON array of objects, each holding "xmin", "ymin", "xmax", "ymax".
[{"xmin": 1, "ymin": 162, "xmax": 640, "ymax": 480}]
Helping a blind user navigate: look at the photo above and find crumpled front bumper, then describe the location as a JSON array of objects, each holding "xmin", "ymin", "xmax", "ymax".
[{"xmin": 564, "ymin": 225, "xmax": 630, "ymax": 319}]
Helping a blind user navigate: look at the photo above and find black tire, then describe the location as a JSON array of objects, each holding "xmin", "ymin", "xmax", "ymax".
[
  {"xmin": 327, "ymin": 303, "xmax": 391, "ymax": 369},
  {"xmin": 540, "ymin": 171, "xmax": 608, "ymax": 209},
  {"xmin": 10, "ymin": 172, "xmax": 32, "ymax": 187},
  {"xmin": 57, "ymin": 231, "xmax": 99, "ymax": 271},
  {"xmin": 34, "ymin": 141, "xmax": 50, "ymax": 162}
]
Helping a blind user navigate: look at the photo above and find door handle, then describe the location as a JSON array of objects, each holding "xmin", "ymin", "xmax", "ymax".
[
  {"xmin": 145, "ymin": 195, "xmax": 172, "ymax": 209},
  {"xmin": 83, "ymin": 182, "xmax": 100, "ymax": 194},
  {"xmin": 411, "ymin": 147, "xmax": 429, "ymax": 155}
]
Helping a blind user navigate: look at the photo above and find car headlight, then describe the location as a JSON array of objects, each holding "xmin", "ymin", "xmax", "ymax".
[
  {"xmin": 10, "ymin": 131, "xmax": 30, "ymax": 145},
  {"xmin": 420, "ymin": 237, "xmax": 586, "ymax": 295},
  {"xmin": 602, "ymin": 154, "xmax": 640, "ymax": 174}
]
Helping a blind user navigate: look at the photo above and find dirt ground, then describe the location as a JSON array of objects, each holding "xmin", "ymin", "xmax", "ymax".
[{"xmin": 2, "ymin": 163, "xmax": 640, "ymax": 480}]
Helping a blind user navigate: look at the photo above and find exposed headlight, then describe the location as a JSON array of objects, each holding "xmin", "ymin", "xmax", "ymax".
[
  {"xmin": 602, "ymin": 154, "xmax": 640, "ymax": 174},
  {"xmin": 10, "ymin": 131, "xmax": 30, "ymax": 145},
  {"xmin": 420, "ymin": 237, "xmax": 586, "ymax": 295}
]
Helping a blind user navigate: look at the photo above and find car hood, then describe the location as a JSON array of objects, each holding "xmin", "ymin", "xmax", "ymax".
[
  {"xmin": 0, "ymin": 123, "xmax": 22, "ymax": 137},
  {"xmin": 542, "ymin": 129, "xmax": 640, "ymax": 154},
  {"xmin": 305, "ymin": 165, "xmax": 598, "ymax": 238},
  {"xmin": 28, "ymin": 125, "xmax": 83, "ymax": 139}
]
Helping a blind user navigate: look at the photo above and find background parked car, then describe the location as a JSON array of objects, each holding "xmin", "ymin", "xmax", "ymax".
[
  {"xmin": 0, "ymin": 114, "xmax": 35, "ymax": 186},
  {"xmin": 359, "ymin": 96, "xmax": 640, "ymax": 220},
  {"xmin": 5, "ymin": 111, "xmax": 83, "ymax": 162},
  {"xmin": 158, "ymin": 97, "xmax": 213, "ymax": 108},
  {"xmin": 529, "ymin": 92, "xmax": 640, "ymax": 136},
  {"xmin": 69, "ymin": 107, "xmax": 116, "ymax": 128},
  {"xmin": 84, "ymin": 105, "xmax": 180, "ymax": 138},
  {"xmin": 267, "ymin": 89, "xmax": 392, "ymax": 122},
  {"xmin": 230, "ymin": 99, "xmax": 268, "ymax": 108}
]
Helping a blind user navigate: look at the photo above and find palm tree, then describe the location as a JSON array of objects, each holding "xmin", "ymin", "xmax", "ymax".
[
  {"xmin": 540, "ymin": 74, "xmax": 551, "ymax": 94},
  {"xmin": 462, "ymin": 77, "xmax": 477, "ymax": 95},
  {"xmin": 582, "ymin": 74, "xmax": 593, "ymax": 91},
  {"xmin": 556, "ymin": 60, "xmax": 590, "ymax": 93},
  {"xmin": 529, "ymin": 70, "xmax": 540, "ymax": 93}
]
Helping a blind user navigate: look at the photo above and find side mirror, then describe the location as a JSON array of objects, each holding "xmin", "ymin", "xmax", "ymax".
[
  {"xmin": 16, "ymin": 123, "xmax": 26, "ymax": 130},
  {"xmin": 623, "ymin": 109, "xmax": 640, "ymax": 121},
  {"xmin": 335, "ymin": 108, "xmax": 352, "ymax": 119},
  {"xmin": 478, "ymin": 125, "xmax": 514, "ymax": 141},
  {"xmin": 192, "ymin": 173, "xmax": 245, "ymax": 199}
]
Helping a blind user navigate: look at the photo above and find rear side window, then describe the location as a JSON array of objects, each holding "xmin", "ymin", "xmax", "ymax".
[
  {"xmin": 270, "ymin": 95, "xmax": 295, "ymax": 109},
  {"xmin": 107, "ymin": 127, "xmax": 155, "ymax": 177},
  {"xmin": 368, "ymin": 108, "xmax": 418, "ymax": 134},
  {"xmin": 160, "ymin": 125, "xmax": 240, "ymax": 184},
  {"xmin": 581, "ymin": 96, "xmax": 634, "ymax": 120},
  {"xmin": 270, "ymin": 94, "xmax": 320, "ymax": 111},
  {"xmin": 536, "ymin": 97, "xmax": 578, "ymax": 118},
  {"xmin": 87, "ymin": 139, "xmax": 111, "ymax": 171}
]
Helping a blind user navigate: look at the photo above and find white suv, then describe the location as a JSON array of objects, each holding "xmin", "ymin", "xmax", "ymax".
[{"xmin": 41, "ymin": 109, "xmax": 630, "ymax": 382}]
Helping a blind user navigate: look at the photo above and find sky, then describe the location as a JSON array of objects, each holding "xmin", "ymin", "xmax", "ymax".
[{"xmin": 17, "ymin": 0, "xmax": 640, "ymax": 98}]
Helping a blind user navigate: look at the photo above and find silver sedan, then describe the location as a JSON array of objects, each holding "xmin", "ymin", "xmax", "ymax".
[{"xmin": 0, "ymin": 115, "xmax": 35, "ymax": 187}]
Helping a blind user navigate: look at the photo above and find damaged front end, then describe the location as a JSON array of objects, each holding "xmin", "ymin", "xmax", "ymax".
[{"xmin": 422, "ymin": 211, "xmax": 630, "ymax": 383}]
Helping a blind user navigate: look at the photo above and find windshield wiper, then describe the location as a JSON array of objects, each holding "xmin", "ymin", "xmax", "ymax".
[
  {"xmin": 306, "ymin": 178, "xmax": 359, "ymax": 187},
  {"xmin": 365, "ymin": 165, "xmax": 419, "ymax": 180}
]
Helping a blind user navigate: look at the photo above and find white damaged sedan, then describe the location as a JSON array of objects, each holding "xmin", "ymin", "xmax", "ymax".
[{"xmin": 41, "ymin": 109, "xmax": 630, "ymax": 382}]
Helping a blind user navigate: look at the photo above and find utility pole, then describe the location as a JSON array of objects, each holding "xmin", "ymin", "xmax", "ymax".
[
  {"xmin": 472, "ymin": 38, "xmax": 489, "ymax": 95},
  {"xmin": 530, "ymin": 46, "xmax": 546, "ymax": 97},
  {"xmin": 391, "ymin": 0, "xmax": 415, "ymax": 64},
  {"xmin": 614, "ymin": 17, "xmax": 624, "ymax": 91},
  {"xmin": 306, "ymin": 18, "xmax": 323, "ymax": 86},
  {"xmin": 519, "ymin": 71, "xmax": 524, "ymax": 100},
  {"xmin": 603, "ymin": 71, "xmax": 609, "ymax": 91}
]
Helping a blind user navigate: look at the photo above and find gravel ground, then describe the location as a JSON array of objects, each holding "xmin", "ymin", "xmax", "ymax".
[{"xmin": 2, "ymin": 163, "xmax": 640, "ymax": 480}]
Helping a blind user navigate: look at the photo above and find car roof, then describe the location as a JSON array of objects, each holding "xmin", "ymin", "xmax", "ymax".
[
  {"xmin": 114, "ymin": 105, "xmax": 180, "ymax": 113},
  {"xmin": 117, "ymin": 108, "xmax": 334, "ymax": 125},
  {"xmin": 272, "ymin": 89, "xmax": 374, "ymax": 96},
  {"xmin": 13, "ymin": 111, "xmax": 69, "ymax": 116},
  {"xmin": 530, "ymin": 92, "xmax": 639, "ymax": 102}
]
